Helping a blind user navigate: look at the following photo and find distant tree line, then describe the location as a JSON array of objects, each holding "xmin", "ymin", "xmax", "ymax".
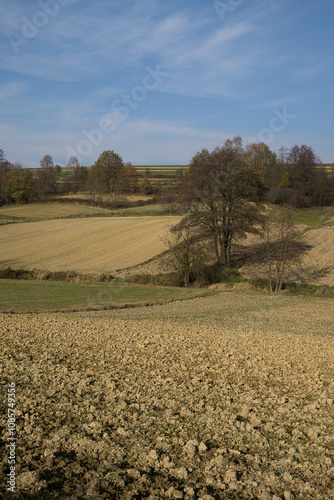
[
  {"xmin": 0, "ymin": 150, "xmax": 63, "ymax": 205},
  {"xmin": 0, "ymin": 149, "xmax": 151, "ymax": 207},
  {"xmin": 160, "ymin": 141, "xmax": 334, "ymax": 214},
  {"xmin": 270, "ymin": 145, "xmax": 334, "ymax": 207},
  {"xmin": 1, "ymin": 141, "xmax": 333, "ymax": 208},
  {"xmin": 0, "ymin": 149, "xmax": 36, "ymax": 205}
]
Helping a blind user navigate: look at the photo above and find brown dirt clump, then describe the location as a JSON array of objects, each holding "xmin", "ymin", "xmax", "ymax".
[{"xmin": 1, "ymin": 292, "xmax": 333, "ymax": 499}]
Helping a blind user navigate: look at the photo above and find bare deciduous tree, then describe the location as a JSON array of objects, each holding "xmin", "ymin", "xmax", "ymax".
[
  {"xmin": 247, "ymin": 210, "xmax": 300, "ymax": 292},
  {"xmin": 263, "ymin": 211, "xmax": 298, "ymax": 292},
  {"xmin": 179, "ymin": 137, "xmax": 266, "ymax": 268},
  {"xmin": 162, "ymin": 217, "xmax": 206, "ymax": 287}
]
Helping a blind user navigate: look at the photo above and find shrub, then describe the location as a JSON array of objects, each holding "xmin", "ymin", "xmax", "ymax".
[
  {"xmin": 99, "ymin": 273, "xmax": 114, "ymax": 282},
  {"xmin": 0, "ymin": 267, "xmax": 36, "ymax": 280},
  {"xmin": 44, "ymin": 270, "xmax": 78, "ymax": 282}
]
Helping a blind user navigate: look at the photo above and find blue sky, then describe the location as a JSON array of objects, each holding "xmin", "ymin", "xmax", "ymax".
[{"xmin": 0, "ymin": 0, "xmax": 333, "ymax": 167}]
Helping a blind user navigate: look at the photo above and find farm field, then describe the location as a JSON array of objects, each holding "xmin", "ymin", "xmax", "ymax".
[
  {"xmin": 0, "ymin": 291, "xmax": 333, "ymax": 498},
  {"xmin": 0, "ymin": 202, "xmax": 112, "ymax": 221},
  {"xmin": 0, "ymin": 216, "xmax": 179, "ymax": 273},
  {"xmin": 58, "ymin": 194, "xmax": 154, "ymax": 203},
  {"xmin": 0, "ymin": 201, "xmax": 169, "ymax": 221},
  {"xmin": 296, "ymin": 226, "xmax": 334, "ymax": 285},
  {"xmin": 239, "ymin": 225, "xmax": 334, "ymax": 286},
  {"xmin": 1, "ymin": 203, "xmax": 334, "ymax": 286},
  {"xmin": 122, "ymin": 165, "xmax": 188, "ymax": 179},
  {"xmin": 113, "ymin": 203, "xmax": 166, "ymax": 216},
  {"xmin": 0, "ymin": 280, "xmax": 214, "ymax": 313}
]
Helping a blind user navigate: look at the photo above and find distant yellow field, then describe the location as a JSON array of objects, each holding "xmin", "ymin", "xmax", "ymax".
[
  {"xmin": 0, "ymin": 203, "xmax": 111, "ymax": 220},
  {"xmin": 59, "ymin": 194, "xmax": 154, "ymax": 202},
  {"xmin": 0, "ymin": 217, "xmax": 179, "ymax": 273}
]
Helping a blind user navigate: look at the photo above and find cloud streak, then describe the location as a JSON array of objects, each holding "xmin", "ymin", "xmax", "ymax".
[{"xmin": 1, "ymin": 0, "xmax": 334, "ymax": 165}]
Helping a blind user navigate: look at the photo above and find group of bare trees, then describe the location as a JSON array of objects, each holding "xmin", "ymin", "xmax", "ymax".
[
  {"xmin": 271, "ymin": 145, "xmax": 334, "ymax": 207},
  {"xmin": 248, "ymin": 210, "xmax": 300, "ymax": 293},
  {"xmin": 164, "ymin": 137, "xmax": 333, "ymax": 289},
  {"xmin": 164, "ymin": 137, "xmax": 267, "ymax": 286}
]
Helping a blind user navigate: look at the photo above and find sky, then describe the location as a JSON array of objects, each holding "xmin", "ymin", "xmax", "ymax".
[{"xmin": 0, "ymin": 0, "xmax": 333, "ymax": 167}]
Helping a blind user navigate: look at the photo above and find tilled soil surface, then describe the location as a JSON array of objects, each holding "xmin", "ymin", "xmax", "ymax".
[{"xmin": 1, "ymin": 292, "xmax": 333, "ymax": 499}]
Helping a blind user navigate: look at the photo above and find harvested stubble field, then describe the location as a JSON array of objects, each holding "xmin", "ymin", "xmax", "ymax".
[
  {"xmin": 1, "ymin": 292, "xmax": 333, "ymax": 499},
  {"xmin": 0, "ymin": 217, "xmax": 179, "ymax": 273}
]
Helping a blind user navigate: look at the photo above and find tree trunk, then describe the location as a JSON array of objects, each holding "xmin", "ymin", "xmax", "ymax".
[{"xmin": 221, "ymin": 232, "xmax": 231, "ymax": 268}]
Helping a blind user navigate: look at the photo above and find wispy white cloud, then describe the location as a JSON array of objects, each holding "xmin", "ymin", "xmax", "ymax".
[
  {"xmin": 190, "ymin": 22, "xmax": 254, "ymax": 59},
  {"xmin": 99, "ymin": 117, "xmax": 231, "ymax": 165},
  {"xmin": 292, "ymin": 59, "xmax": 332, "ymax": 81},
  {"xmin": 0, "ymin": 82, "xmax": 27, "ymax": 99},
  {"xmin": 0, "ymin": 1, "xmax": 258, "ymax": 91},
  {"xmin": 114, "ymin": 117, "xmax": 229, "ymax": 141},
  {"xmin": 1, "ymin": 114, "xmax": 230, "ymax": 167},
  {"xmin": 1, "ymin": 0, "xmax": 334, "ymax": 165}
]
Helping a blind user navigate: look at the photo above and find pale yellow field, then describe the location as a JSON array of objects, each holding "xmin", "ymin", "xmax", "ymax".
[
  {"xmin": 0, "ymin": 202, "xmax": 111, "ymax": 220},
  {"xmin": 125, "ymin": 194, "xmax": 153, "ymax": 202},
  {"xmin": 0, "ymin": 217, "xmax": 179, "ymax": 273},
  {"xmin": 297, "ymin": 226, "xmax": 334, "ymax": 285},
  {"xmin": 60, "ymin": 194, "xmax": 154, "ymax": 202},
  {"xmin": 240, "ymin": 226, "xmax": 334, "ymax": 286}
]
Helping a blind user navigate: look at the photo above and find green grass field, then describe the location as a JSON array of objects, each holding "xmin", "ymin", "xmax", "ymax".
[
  {"xmin": 0, "ymin": 280, "xmax": 215, "ymax": 313},
  {"xmin": 267, "ymin": 205, "xmax": 334, "ymax": 227},
  {"xmin": 112, "ymin": 203, "xmax": 166, "ymax": 216}
]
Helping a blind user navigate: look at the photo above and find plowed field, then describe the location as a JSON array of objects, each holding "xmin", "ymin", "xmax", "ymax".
[{"xmin": 1, "ymin": 292, "xmax": 333, "ymax": 499}]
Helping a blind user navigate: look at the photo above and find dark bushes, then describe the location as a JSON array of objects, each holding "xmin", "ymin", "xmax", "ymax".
[{"xmin": 0, "ymin": 267, "xmax": 36, "ymax": 280}]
